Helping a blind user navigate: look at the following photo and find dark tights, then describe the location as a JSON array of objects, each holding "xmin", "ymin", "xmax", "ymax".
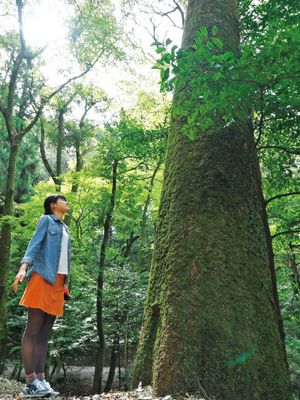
[{"xmin": 21, "ymin": 308, "xmax": 56, "ymax": 375}]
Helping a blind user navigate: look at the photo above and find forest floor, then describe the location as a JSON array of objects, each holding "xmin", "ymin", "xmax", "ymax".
[{"xmin": 0, "ymin": 377, "xmax": 207, "ymax": 400}]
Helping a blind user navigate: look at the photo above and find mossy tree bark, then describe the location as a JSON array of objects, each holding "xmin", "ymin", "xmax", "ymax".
[
  {"xmin": 0, "ymin": 140, "xmax": 20, "ymax": 373},
  {"xmin": 131, "ymin": 0, "xmax": 292, "ymax": 398}
]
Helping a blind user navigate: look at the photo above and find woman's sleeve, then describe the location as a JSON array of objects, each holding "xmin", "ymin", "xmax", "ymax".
[{"xmin": 20, "ymin": 215, "xmax": 49, "ymax": 266}]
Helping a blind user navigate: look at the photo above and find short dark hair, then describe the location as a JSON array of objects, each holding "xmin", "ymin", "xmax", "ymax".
[{"xmin": 44, "ymin": 194, "xmax": 67, "ymax": 215}]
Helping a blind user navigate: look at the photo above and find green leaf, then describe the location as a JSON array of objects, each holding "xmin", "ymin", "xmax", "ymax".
[
  {"xmin": 184, "ymin": 126, "xmax": 197, "ymax": 141},
  {"xmin": 151, "ymin": 41, "xmax": 163, "ymax": 46},
  {"xmin": 155, "ymin": 47, "xmax": 166, "ymax": 54},
  {"xmin": 199, "ymin": 26, "xmax": 208, "ymax": 40},
  {"xmin": 212, "ymin": 25, "xmax": 219, "ymax": 36},
  {"xmin": 212, "ymin": 72, "xmax": 223, "ymax": 80},
  {"xmin": 212, "ymin": 37, "xmax": 223, "ymax": 48},
  {"xmin": 160, "ymin": 67, "xmax": 170, "ymax": 82}
]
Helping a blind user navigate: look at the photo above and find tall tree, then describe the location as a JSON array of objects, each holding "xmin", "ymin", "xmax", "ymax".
[{"xmin": 132, "ymin": 0, "xmax": 292, "ymax": 398}]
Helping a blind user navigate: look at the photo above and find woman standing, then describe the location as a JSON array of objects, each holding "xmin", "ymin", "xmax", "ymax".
[{"xmin": 13, "ymin": 194, "xmax": 72, "ymax": 398}]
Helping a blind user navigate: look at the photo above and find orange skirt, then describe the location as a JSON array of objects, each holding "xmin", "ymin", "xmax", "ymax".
[{"xmin": 19, "ymin": 272, "xmax": 66, "ymax": 316}]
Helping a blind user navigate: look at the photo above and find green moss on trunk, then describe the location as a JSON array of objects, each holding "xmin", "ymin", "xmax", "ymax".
[{"xmin": 132, "ymin": 0, "xmax": 292, "ymax": 398}]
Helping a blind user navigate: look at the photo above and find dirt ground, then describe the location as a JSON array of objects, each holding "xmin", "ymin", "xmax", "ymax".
[
  {"xmin": 2, "ymin": 366, "xmax": 123, "ymax": 396},
  {"xmin": 0, "ymin": 376, "xmax": 207, "ymax": 400}
]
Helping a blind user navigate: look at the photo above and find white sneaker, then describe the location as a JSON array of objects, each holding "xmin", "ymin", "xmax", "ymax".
[
  {"xmin": 22, "ymin": 378, "xmax": 51, "ymax": 398},
  {"xmin": 39, "ymin": 379, "xmax": 60, "ymax": 398}
]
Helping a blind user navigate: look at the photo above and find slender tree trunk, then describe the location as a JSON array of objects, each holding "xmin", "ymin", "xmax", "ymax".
[
  {"xmin": 92, "ymin": 159, "xmax": 118, "ymax": 394},
  {"xmin": 138, "ymin": 159, "xmax": 162, "ymax": 271},
  {"xmin": 103, "ymin": 337, "xmax": 118, "ymax": 392},
  {"xmin": 289, "ymin": 243, "xmax": 300, "ymax": 295},
  {"xmin": 55, "ymin": 108, "xmax": 65, "ymax": 191},
  {"xmin": 123, "ymin": 310, "xmax": 129, "ymax": 391},
  {"xmin": 0, "ymin": 141, "xmax": 20, "ymax": 373},
  {"xmin": 73, "ymin": 142, "xmax": 83, "ymax": 191},
  {"xmin": 118, "ymin": 338, "xmax": 121, "ymax": 390},
  {"xmin": 131, "ymin": 0, "xmax": 291, "ymax": 398},
  {"xmin": 103, "ymin": 232, "xmax": 140, "ymax": 392},
  {"xmin": 50, "ymin": 356, "xmax": 63, "ymax": 385},
  {"xmin": 253, "ymin": 160, "xmax": 289, "ymax": 368},
  {"xmin": 63, "ymin": 141, "xmax": 83, "ymax": 226},
  {"xmin": 39, "ymin": 119, "xmax": 60, "ymax": 187}
]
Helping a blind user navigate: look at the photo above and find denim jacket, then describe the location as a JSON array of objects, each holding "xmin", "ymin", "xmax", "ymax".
[{"xmin": 20, "ymin": 213, "xmax": 71, "ymax": 284}]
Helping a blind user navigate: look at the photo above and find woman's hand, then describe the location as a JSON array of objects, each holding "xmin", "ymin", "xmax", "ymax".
[
  {"xmin": 64, "ymin": 284, "xmax": 72, "ymax": 301},
  {"xmin": 13, "ymin": 263, "xmax": 28, "ymax": 293}
]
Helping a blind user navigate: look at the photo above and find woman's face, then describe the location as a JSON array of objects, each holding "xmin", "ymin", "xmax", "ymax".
[{"xmin": 51, "ymin": 198, "xmax": 69, "ymax": 214}]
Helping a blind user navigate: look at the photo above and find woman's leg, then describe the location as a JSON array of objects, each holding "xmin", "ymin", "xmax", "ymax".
[
  {"xmin": 21, "ymin": 308, "xmax": 46, "ymax": 375},
  {"xmin": 33, "ymin": 312, "xmax": 56, "ymax": 375}
]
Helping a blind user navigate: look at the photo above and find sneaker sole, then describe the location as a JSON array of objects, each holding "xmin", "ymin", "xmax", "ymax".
[{"xmin": 21, "ymin": 392, "xmax": 51, "ymax": 398}]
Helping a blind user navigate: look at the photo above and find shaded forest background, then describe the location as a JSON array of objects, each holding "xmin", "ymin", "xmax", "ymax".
[{"xmin": 0, "ymin": 0, "xmax": 299, "ymax": 397}]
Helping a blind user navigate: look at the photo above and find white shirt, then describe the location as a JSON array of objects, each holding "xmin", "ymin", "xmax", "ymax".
[{"xmin": 57, "ymin": 224, "xmax": 69, "ymax": 275}]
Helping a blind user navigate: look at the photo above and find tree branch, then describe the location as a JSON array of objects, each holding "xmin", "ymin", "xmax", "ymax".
[
  {"xmin": 79, "ymin": 101, "xmax": 94, "ymax": 128},
  {"xmin": 16, "ymin": 0, "xmax": 26, "ymax": 53},
  {"xmin": 0, "ymin": 101, "xmax": 6, "ymax": 116},
  {"xmin": 21, "ymin": 49, "xmax": 105, "ymax": 137},
  {"xmin": 7, "ymin": 0, "xmax": 26, "ymax": 116},
  {"xmin": 46, "ymin": 49, "xmax": 105, "ymax": 102},
  {"xmin": 39, "ymin": 119, "xmax": 59, "ymax": 185},
  {"xmin": 7, "ymin": 54, "xmax": 23, "ymax": 116},
  {"xmin": 272, "ymin": 229, "xmax": 300, "ymax": 239},
  {"xmin": 265, "ymin": 191, "xmax": 300, "ymax": 206},
  {"xmin": 257, "ymin": 145, "xmax": 300, "ymax": 155},
  {"xmin": 173, "ymin": 0, "xmax": 185, "ymax": 28},
  {"xmin": 121, "ymin": 161, "xmax": 147, "ymax": 174}
]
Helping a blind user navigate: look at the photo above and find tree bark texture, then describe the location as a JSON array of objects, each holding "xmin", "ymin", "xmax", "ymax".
[
  {"xmin": 0, "ymin": 141, "xmax": 20, "ymax": 373},
  {"xmin": 131, "ymin": 1, "xmax": 291, "ymax": 398}
]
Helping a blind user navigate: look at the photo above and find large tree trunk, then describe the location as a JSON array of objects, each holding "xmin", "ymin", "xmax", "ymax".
[
  {"xmin": 131, "ymin": 0, "xmax": 291, "ymax": 398},
  {"xmin": 0, "ymin": 141, "xmax": 20, "ymax": 373}
]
